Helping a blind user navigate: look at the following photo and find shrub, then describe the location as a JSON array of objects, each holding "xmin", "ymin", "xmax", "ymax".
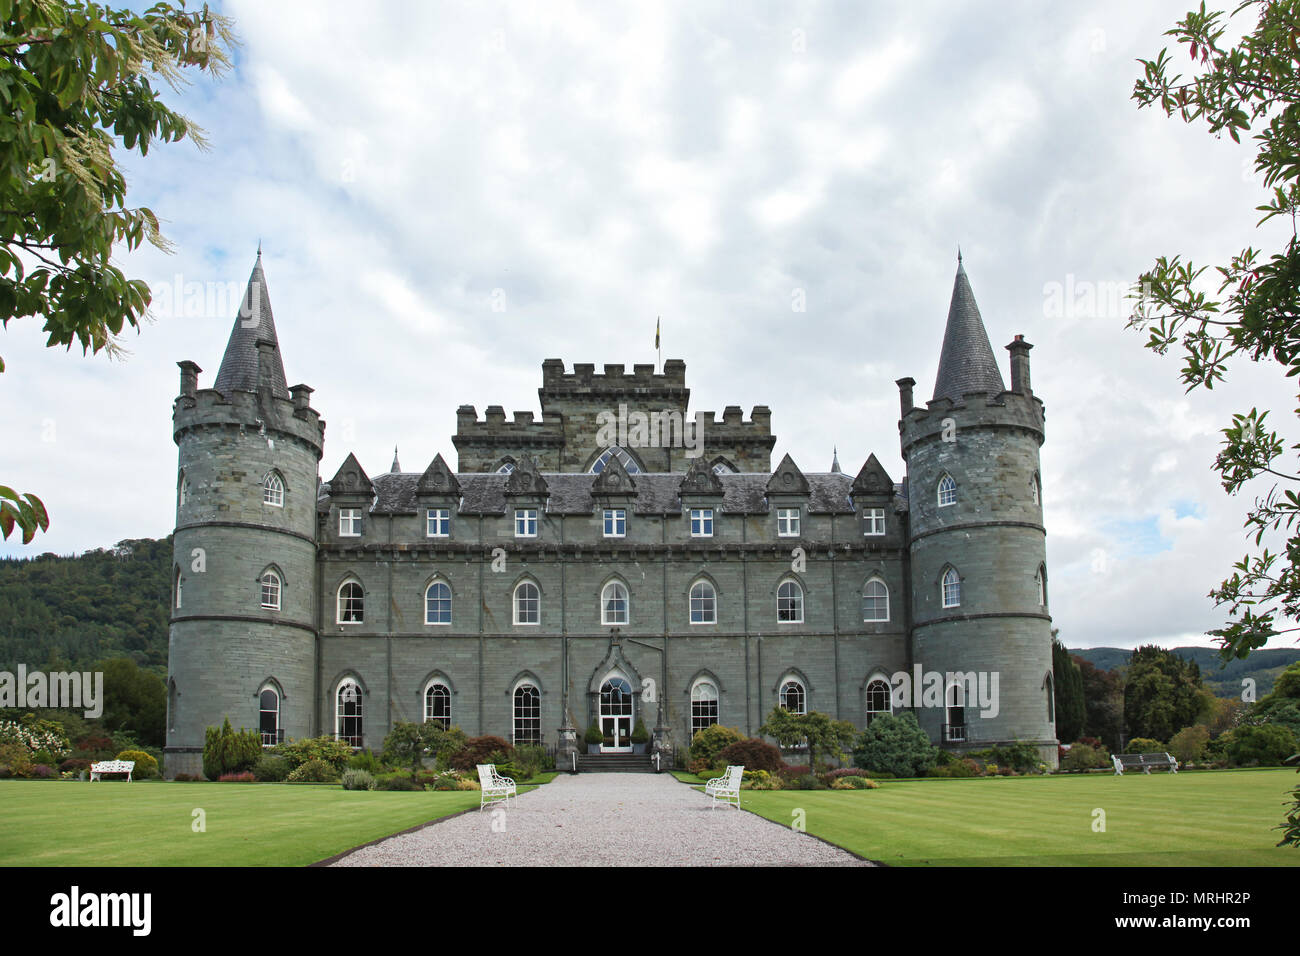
[
  {"xmin": 217, "ymin": 771, "xmax": 256, "ymax": 783},
  {"xmin": 688, "ymin": 725, "xmax": 744, "ymax": 768},
  {"xmin": 274, "ymin": 735, "xmax": 355, "ymax": 772},
  {"xmin": 32, "ymin": 749, "xmax": 58, "ymax": 766},
  {"xmin": 202, "ymin": 718, "xmax": 262, "ymax": 779},
  {"xmin": 585, "ymin": 721, "xmax": 604, "ymax": 745},
  {"xmin": 380, "ymin": 774, "xmax": 420, "ymax": 791},
  {"xmin": 929, "ymin": 758, "xmax": 980, "ymax": 777},
  {"xmin": 172, "ymin": 773, "xmax": 203, "ymax": 782},
  {"xmin": 116, "ymin": 749, "xmax": 159, "ymax": 779},
  {"xmin": 30, "ymin": 764, "xmax": 55, "ymax": 779},
  {"xmin": 825, "ymin": 767, "xmax": 874, "ymax": 780},
  {"xmin": 831, "ymin": 775, "xmax": 878, "ymax": 789},
  {"xmin": 448, "ymin": 736, "xmax": 514, "ymax": 771},
  {"xmin": 715, "ymin": 737, "xmax": 783, "ymax": 773},
  {"xmin": 852, "ymin": 713, "xmax": 938, "ymax": 778},
  {"xmin": 1061, "ymin": 742, "xmax": 1109, "ymax": 772},
  {"xmin": 59, "ymin": 758, "xmax": 91, "ymax": 774},
  {"xmin": 786, "ymin": 773, "xmax": 828, "ymax": 791},
  {"xmin": 1224, "ymin": 724, "xmax": 1298, "ymax": 766},
  {"xmin": 342, "ymin": 769, "xmax": 376, "ymax": 791},
  {"xmin": 1168, "ymin": 725, "xmax": 1211, "ymax": 764},
  {"xmin": 1125, "ymin": 737, "xmax": 1166, "ymax": 754},
  {"xmin": 349, "ymin": 749, "xmax": 383, "ymax": 774},
  {"xmin": 253, "ymin": 754, "xmax": 289, "ymax": 782},
  {"xmin": 630, "ymin": 720, "xmax": 650, "ymax": 744},
  {"xmin": 741, "ymin": 769, "xmax": 782, "ymax": 790},
  {"xmin": 696, "ymin": 767, "xmax": 726, "ymax": 781},
  {"xmin": 286, "ymin": 759, "xmax": 340, "ymax": 783},
  {"xmin": 76, "ymin": 735, "xmax": 116, "ymax": 755},
  {"xmin": 513, "ymin": 744, "xmax": 547, "ymax": 780}
]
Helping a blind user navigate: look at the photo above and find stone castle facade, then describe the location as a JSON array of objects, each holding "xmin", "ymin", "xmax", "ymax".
[{"xmin": 163, "ymin": 253, "xmax": 1058, "ymax": 776}]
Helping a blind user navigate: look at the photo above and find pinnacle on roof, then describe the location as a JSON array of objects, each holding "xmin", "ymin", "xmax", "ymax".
[
  {"xmin": 831, "ymin": 446, "xmax": 841, "ymax": 474},
  {"xmin": 213, "ymin": 252, "xmax": 290, "ymax": 400},
  {"xmin": 931, "ymin": 255, "xmax": 1006, "ymax": 403},
  {"xmin": 391, "ymin": 446, "xmax": 401, "ymax": 473}
]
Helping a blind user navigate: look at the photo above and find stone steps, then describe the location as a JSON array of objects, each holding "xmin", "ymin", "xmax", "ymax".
[{"xmin": 574, "ymin": 753, "xmax": 657, "ymax": 773}]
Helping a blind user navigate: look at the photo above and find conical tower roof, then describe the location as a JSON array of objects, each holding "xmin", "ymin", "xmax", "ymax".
[
  {"xmin": 932, "ymin": 256, "xmax": 1005, "ymax": 402},
  {"xmin": 213, "ymin": 251, "xmax": 290, "ymax": 400}
]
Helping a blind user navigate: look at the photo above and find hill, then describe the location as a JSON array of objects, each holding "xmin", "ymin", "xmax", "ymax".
[
  {"xmin": 0, "ymin": 538, "xmax": 171, "ymax": 674},
  {"xmin": 1069, "ymin": 645, "xmax": 1300, "ymax": 698}
]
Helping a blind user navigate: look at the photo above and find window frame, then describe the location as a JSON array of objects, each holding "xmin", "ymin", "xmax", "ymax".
[
  {"xmin": 424, "ymin": 681, "xmax": 452, "ymax": 729},
  {"xmin": 942, "ymin": 567, "xmax": 961, "ymax": 609},
  {"xmin": 863, "ymin": 507, "xmax": 886, "ymax": 536},
  {"xmin": 337, "ymin": 579, "xmax": 365, "ymax": 624},
  {"xmin": 779, "ymin": 678, "xmax": 807, "ymax": 715},
  {"xmin": 937, "ymin": 474, "xmax": 957, "ymax": 508},
  {"xmin": 601, "ymin": 580, "xmax": 629, "ymax": 626},
  {"xmin": 263, "ymin": 471, "xmax": 284, "ymax": 508},
  {"xmin": 513, "ymin": 580, "xmax": 540, "ymax": 626},
  {"xmin": 426, "ymin": 507, "xmax": 450, "ymax": 538},
  {"xmin": 862, "ymin": 577, "xmax": 889, "ymax": 622},
  {"xmin": 260, "ymin": 569, "xmax": 282, "ymax": 610},
  {"xmin": 689, "ymin": 508, "xmax": 714, "ymax": 538},
  {"xmin": 336, "ymin": 680, "xmax": 363, "ymax": 748},
  {"xmin": 512, "ymin": 683, "xmax": 541, "ymax": 745},
  {"xmin": 691, "ymin": 678, "xmax": 719, "ymax": 737},
  {"xmin": 777, "ymin": 579, "xmax": 804, "ymax": 624},
  {"xmin": 514, "ymin": 508, "xmax": 538, "ymax": 538},
  {"xmin": 425, "ymin": 580, "xmax": 452, "ymax": 626},
  {"xmin": 603, "ymin": 508, "xmax": 626, "ymax": 538},
  {"xmin": 339, "ymin": 507, "xmax": 363, "ymax": 537},
  {"xmin": 777, "ymin": 507, "xmax": 801, "ymax": 537},
  {"xmin": 259, "ymin": 686, "xmax": 280, "ymax": 747},
  {"xmin": 689, "ymin": 580, "xmax": 717, "ymax": 625}
]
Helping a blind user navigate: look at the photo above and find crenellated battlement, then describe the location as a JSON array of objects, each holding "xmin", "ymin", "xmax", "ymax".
[
  {"xmin": 540, "ymin": 357, "xmax": 688, "ymax": 394},
  {"xmin": 174, "ymin": 382, "xmax": 325, "ymax": 456}
]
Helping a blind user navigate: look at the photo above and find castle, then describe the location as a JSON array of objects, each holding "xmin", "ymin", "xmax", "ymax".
[{"xmin": 162, "ymin": 252, "xmax": 1058, "ymax": 776}]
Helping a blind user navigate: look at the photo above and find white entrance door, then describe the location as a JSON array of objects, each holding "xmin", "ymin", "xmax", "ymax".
[{"xmin": 600, "ymin": 677, "xmax": 633, "ymax": 753}]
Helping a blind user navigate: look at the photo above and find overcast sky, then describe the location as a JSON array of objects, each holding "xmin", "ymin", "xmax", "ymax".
[{"xmin": 3, "ymin": 0, "xmax": 1297, "ymax": 653}]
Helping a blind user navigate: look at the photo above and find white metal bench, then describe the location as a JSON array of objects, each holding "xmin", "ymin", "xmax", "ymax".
[
  {"xmin": 89, "ymin": 760, "xmax": 135, "ymax": 782},
  {"xmin": 705, "ymin": 764, "xmax": 743, "ymax": 809},
  {"xmin": 476, "ymin": 763, "xmax": 517, "ymax": 810},
  {"xmin": 1111, "ymin": 752, "xmax": 1179, "ymax": 775}
]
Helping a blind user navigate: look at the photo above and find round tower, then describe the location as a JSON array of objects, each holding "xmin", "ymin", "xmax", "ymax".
[
  {"xmin": 898, "ymin": 258, "xmax": 1057, "ymax": 766},
  {"xmin": 164, "ymin": 254, "xmax": 325, "ymax": 777}
]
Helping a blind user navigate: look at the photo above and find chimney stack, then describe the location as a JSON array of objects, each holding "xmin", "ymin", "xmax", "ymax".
[
  {"xmin": 1006, "ymin": 336, "xmax": 1033, "ymax": 394},
  {"xmin": 896, "ymin": 377, "xmax": 916, "ymax": 417}
]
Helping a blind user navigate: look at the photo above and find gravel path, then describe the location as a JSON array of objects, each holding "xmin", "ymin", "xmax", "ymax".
[{"xmin": 328, "ymin": 773, "xmax": 872, "ymax": 867}]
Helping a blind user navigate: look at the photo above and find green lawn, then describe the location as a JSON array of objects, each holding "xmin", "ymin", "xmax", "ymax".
[
  {"xmin": 729, "ymin": 769, "xmax": 1300, "ymax": 866},
  {"xmin": 0, "ymin": 780, "xmax": 487, "ymax": 866}
]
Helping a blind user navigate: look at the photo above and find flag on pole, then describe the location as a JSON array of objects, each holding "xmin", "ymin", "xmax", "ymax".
[{"xmin": 655, "ymin": 317, "xmax": 660, "ymax": 350}]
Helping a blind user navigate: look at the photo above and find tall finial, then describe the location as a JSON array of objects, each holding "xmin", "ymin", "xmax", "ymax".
[
  {"xmin": 957, "ymin": 245, "xmax": 962, "ymax": 264},
  {"xmin": 831, "ymin": 446, "xmax": 842, "ymax": 474},
  {"xmin": 391, "ymin": 445, "xmax": 401, "ymax": 473},
  {"xmin": 257, "ymin": 238, "xmax": 262, "ymax": 258}
]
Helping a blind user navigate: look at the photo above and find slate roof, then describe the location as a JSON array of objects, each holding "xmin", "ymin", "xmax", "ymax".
[
  {"xmin": 213, "ymin": 253, "xmax": 291, "ymax": 400},
  {"xmin": 320, "ymin": 471, "xmax": 907, "ymax": 516},
  {"xmin": 932, "ymin": 259, "xmax": 1006, "ymax": 403}
]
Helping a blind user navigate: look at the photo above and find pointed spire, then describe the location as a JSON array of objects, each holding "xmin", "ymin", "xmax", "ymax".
[
  {"xmin": 831, "ymin": 446, "xmax": 841, "ymax": 474},
  {"xmin": 932, "ymin": 257, "xmax": 1006, "ymax": 403},
  {"xmin": 391, "ymin": 446, "xmax": 401, "ymax": 473},
  {"xmin": 213, "ymin": 253, "xmax": 290, "ymax": 400}
]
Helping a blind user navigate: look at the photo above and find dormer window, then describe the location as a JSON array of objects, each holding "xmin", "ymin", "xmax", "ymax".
[
  {"xmin": 339, "ymin": 508, "xmax": 363, "ymax": 536},
  {"xmin": 426, "ymin": 508, "xmax": 450, "ymax": 537}
]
